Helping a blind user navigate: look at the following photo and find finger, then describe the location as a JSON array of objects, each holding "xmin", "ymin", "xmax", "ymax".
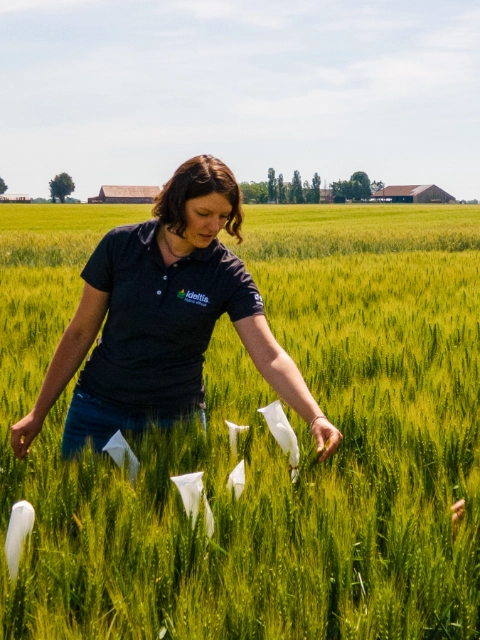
[
  {"xmin": 314, "ymin": 434, "xmax": 325, "ymax": 452},
  {"xmin": 11, "ymin": 429, "xmax": 23, "ymax": 458},
  {"xmin": 451, "ymin": 499, "xmax": 465, "ymax": 512},
  {"xmin": 452, "ymin": 509, "xmax": 465, "ymax": 524},
  {"xmin": 11, "ymin": 429, "xmax": 29, "ymax": 460},
  {"xmin": 20, "ymin": 433, "xmax": 34, "ymax": 459},
  {"xmin": 451, "ymin": 500, "xmax": 465, "ymax": 525},
  {"xmin": 317, "ymin": 432, "xmax": 343, "ymax": 463}
]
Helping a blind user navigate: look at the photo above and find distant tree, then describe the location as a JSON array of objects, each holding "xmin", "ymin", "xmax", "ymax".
[
  {"xmin": 239, "ymin": 181, "xmax": 268, "ymax": 204},
  {"xmin": 350, "ymin": 171, "xmax": 371, "ymax": 200},
  {"xmin": 49, "ymin": 172, "xmax": 75, "ymax": 204},
  {"xmin": 0, "ymin": 177, "xmax": 7, "ymax": 195},
  {"xmin": 278, "ymin": 174, "xmax": 286, "ymax": 204},
  {"xmin": 303, "ymin": 180, "xmax": 312, "ymax": 203},
  {"xmin": 370, "ymin": 180, "xmax": 385, "ymax": 194},
  {"xmin": 311, "ymin": 173, "xmax": 321, "ymax": 204},
  {"xmin": 332, "ymin": 179, "xmax": 352, "ymax": 201},
  {"xmin": 33, "ymin": 197, "xmax": 82, "ymax": 204},
  {"xmin": 267, "ymin": 168, "xmax": 277, "ymax": 203},
  {"xmin": 287, "ymin": 180, "xmax": 294, "ymax": 204},
  {"xmin": 256, "ymin": 182, "xmax": 269, "ymax": 203},
  {"xmin": 285, "ymin": 181, "xmax": 293, "ymax": 204},
  {"xmin": 239, "ymin": 182, "xmax": 250, "ymax": 203},
  {"xmin": 291, "ymin": 170, "xmax": 303, "ymax": 203},
  {"xmin": 332, "ymin": 172, "xmax": 371, "ymax": 201}
]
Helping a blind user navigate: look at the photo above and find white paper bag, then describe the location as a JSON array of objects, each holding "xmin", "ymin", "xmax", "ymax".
[
  {"xmin": 102, "ymin": 430, "xmax": 140, "ymax": 485},
  {"xmin": 203, "ymin": 494, "xmax": 215, "ymax": 539},
  {"xmin": 224, "ymin": 421, "xmax": 249, "ymax": 456},
  {"xmin": 227, "ymin": 459, "xmax": 245, "ymax": 500},
  {"xmin": 171, "ymin": 471, "xmax": 214, "ymax": 538},
  {"xmin": 5, "ymin": 500, "xmax": 35, "ymax": 581},
  {"xmin": 258, "ymin": 400, "xmax": 300, "ymax": 481}
]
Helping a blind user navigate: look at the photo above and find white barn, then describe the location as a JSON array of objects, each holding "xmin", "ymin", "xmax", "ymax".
[{"xmin": 0, "ymin": 194, "xmax": 31, "ymax": 203}]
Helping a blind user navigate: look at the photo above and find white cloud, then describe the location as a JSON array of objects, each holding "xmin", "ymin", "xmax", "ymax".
[
  {"xmin": 0, "ymin": 0, "xmax": 97, "ymax": 13},
  {"xmin": 315, "ymin": 10, "xmax": 417, "ymax": 33},
  {"xmin": 233, "ymin": 43, "xmax": 473, "ymax": 124},
  {"xmin": 420, "ymin": 9, "xmax": 480, "ymax": 51},
  {"xmin": 169, "ymin": 0, "xmax": 322, "ymax": 29},
  {"xmin": 234, "ymin": 88, "xmax": 359, "ymax": 121},
  {"xmin": 1, "ymin": 0, "xmax": 479, "ymax": 200},
  {"xmin": 352, "ymin": 50, "xmax": 473, "ymax": 93}
]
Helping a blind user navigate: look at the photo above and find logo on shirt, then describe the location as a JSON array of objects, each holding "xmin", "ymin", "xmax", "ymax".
[
  {"xmin": 177, "ymin": 289, "xmax": 210, "ymax": 307},
  {"xmin": 254, "ymin": 293, "xmax": 264, "ymax": 305}
]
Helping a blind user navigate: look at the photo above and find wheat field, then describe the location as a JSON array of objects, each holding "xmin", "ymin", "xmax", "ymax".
[{"xmin": 0, "ymin": 204, "xmax": 479, "ymax": 639}]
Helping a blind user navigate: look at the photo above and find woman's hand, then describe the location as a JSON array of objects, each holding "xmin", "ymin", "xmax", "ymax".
[
  {"xmin": 234, "ymin": 314, "xmax": 343, "ymax": 463},
  {"xmin": 10, "ymin": 283, "xmax": 110, "ymax": 460},
  {"xmin": 310, "ymin": 416, "xmax": 343, "ymax": 463},
  {"xmin": 11, "ymin": 412, "xmax": 44, "ymax": 460}
]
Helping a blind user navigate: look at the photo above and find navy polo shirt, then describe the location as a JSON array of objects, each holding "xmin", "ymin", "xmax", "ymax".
[{"xmin": 77, "ymin": 218, "xmax": 264, "ymax": 415}]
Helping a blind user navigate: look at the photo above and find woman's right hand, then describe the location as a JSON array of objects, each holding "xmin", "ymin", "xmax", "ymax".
[
  {"xmin": 11, "ymin": 412, "xmax": 44, "ymax": 459},
  {"xmin": 9, "ymin": 284, "xmax": 110, "ymax": 461}
]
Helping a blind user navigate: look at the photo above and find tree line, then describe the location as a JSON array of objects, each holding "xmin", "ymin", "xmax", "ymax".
[
  {"xmin": 239, "ymin": 169, "xmax": 385, "ymax": 204},
  {"xmin": 240, "ymin": 169, "xmax": 322, "ymax": 205},
  {"xmin": 0, "ymin": 172, "xmax": 76, "ymax": 203},
  {"xmin": 3, "ymin": 169, "xmax": 387, "ymax": 205},
  {"xmin": 332, "ymin": 172, "xmax": 384, "ymax": 203}
]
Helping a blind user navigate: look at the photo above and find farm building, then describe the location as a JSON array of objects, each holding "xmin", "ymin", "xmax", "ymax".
[
  {"xmin": 371, "ymin": 185, "xmax": 455, "ymax": 203},
  {"xmin": 320, "ymin": 187, "xmax": 333, "ymax": 203},
  {"xmin": 0, "ymin": 194, "xmax": 31, "ymax": 203},
  {"xmin": 88, "ymin": 185, "xmax": 161, "ymax": 204}
]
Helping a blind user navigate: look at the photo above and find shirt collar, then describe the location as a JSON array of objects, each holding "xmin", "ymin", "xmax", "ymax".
[
  {"xmin": 190, "ymin": 237, "xmax": 220, "ymax": 262},
  {"xmin": 138, "ymin": 218, "xmax": 220, "ymax": 262},
  {"xmin": 138, "ymin": 218, "xmax": 158, "ymax": 247}
]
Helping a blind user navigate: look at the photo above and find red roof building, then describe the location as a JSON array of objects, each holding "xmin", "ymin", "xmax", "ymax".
[
  {"xmin": 88, "ymin": 185, "xmax": 161, "ymax": 204},
  {"xmin": 371, "ymin": 185, "xmax": 455, "ymax": 203}
]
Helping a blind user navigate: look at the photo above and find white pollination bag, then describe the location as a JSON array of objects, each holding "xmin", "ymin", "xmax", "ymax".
[
  {"xmin": 227, "ymin": 459, "xmax": 245, "ymax": 499},
  {"xmin": 203, "ymin": 495, "xmax": 215, "ymax": 539},
  {"xmin": 224, "ymin": 421, "xmax": 249, "ymax": 456},
  {"xmin": 5, "ymin": 500, "xmax": 35, "ymax": 581},
  {"xmin": 258, "ymin": 400, "xmax": 300, "ymax": 482},
  {"xmin": 171, "ymin": 471, "xmax": 214, "ymax": 538},
  {"xmin": 102, "ymin": 430, "xmax": 140, "ymax": 485}
]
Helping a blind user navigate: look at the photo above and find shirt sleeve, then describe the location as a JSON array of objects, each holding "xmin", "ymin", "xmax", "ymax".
[
  {"xmin": 80, "ymin": 229, "xmax": 115, "ymax": 292},
  {"xmin": 226, "ymin": 261, "xmax": 265, "ymax": 322}
]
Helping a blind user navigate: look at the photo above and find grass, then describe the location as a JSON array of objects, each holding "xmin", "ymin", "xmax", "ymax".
[
  {"xmin": 0, "ymin": 204, "xmax": 479, "ymax": 638},
  {"xmin": 0, "ymin": 203, "xmax": 479, "ymax": 266}
]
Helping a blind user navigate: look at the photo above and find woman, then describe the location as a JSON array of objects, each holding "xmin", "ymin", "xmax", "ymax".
[{"xmin": 11, "ymin": 155, "xmax": 342, "ymax": 461}]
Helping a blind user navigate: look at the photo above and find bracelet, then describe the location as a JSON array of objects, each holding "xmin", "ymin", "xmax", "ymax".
[{"xmin": 309, "ymin": 414, "xmax": 327, "ymax": 428}]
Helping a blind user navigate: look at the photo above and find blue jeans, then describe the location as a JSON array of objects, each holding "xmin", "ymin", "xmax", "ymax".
[{"xmin": 61, "ymin": 387, "xmax": 207, "ymax": 459}]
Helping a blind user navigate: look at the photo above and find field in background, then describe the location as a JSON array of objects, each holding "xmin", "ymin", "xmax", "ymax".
[
  {"xmin": 1, "ymin": 203, "xmax": 480, "ymax": 266},
  {"xmin": 1, "ymin": 203, "xmax": 480, "ymax": 234},
  {"xmin": 0, "ymin": 205, "xmax": 479, "ymax": 638}
]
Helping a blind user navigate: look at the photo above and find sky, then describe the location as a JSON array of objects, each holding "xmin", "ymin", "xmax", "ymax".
[{"xmin": 0, "ymin": 0, "xmax": 479, "ymax": 201}]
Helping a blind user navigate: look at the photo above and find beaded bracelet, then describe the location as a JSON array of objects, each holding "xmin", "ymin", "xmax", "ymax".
[{"xmin": 309, "ymin": 414, "xmax": 327, "ymax": 428}]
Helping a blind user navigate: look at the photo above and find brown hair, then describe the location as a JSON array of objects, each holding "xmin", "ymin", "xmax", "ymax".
[{"xmin": 152, "ymin": 155, "xmax": 244, "ymax": 243}]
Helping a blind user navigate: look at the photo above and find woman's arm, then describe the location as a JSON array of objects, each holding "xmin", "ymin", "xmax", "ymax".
[
  {"xmin": 234, "ymin": 314, "xmax": 342, "ymax": 462},
  {"xmin": 11, "ymin": 283, "xmax": 110, "ymax": 459}
]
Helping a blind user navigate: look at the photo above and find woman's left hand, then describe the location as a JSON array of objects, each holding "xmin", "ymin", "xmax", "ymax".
[
  {"xmin": 234, "ymin": 315, "xmax": 344, "ymax": 463},
  {"xmin": 310, "ymin": 416, "xmax": 343, "ymax": 463}
]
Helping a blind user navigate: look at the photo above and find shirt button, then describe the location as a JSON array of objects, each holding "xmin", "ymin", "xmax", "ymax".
[
  {"xmin": 163, "ymin": 275, "xmax": 167, "ymax": 280},
  {"xmin": 156, "ymin": 290, "xmax": 162, "ymax": 295},
  {"xmin": 173, "ymin": 264, "xmax": 178, "ymax": 268}
]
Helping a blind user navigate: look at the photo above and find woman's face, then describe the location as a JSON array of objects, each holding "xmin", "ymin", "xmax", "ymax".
[{"xmin": 183, "ymin": 192, "xmax": 232, "ymax": 250}]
